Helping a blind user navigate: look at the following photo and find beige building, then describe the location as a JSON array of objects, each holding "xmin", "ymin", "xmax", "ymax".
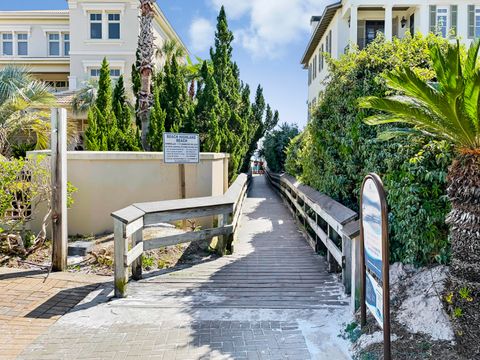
[
  {"xmin": 302, "ymin": 0, "xmax": 480, "ymax": 118},
  {"xmin": 0, "ymin": 0, "xmax": 186, "ymax": 142}
]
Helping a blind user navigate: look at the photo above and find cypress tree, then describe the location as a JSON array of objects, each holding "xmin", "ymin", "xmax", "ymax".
[
  {"xmin": 131, "ymin": 49, "xmax": 142, "ymax": 127},
  {"xmin": 159, "ymin": 56, "xmax": 190, "ymax": 133},
  {"xmin": 113, "ymin": 75, "xmax": 140, "ymax": 151},
  {"xmin": 195, "ymin": 60, "xmax": 222, "ymax": 153},
  {"xmin": 147, "ymin": 86, "xmax": 166, "ymax": 151},
  {"xmin": 84, "ymin": 57, "xmax": 119, "ymax": 150}
]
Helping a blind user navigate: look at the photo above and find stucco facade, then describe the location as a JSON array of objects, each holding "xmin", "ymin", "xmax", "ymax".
[
  {"xmin": 0, "ymin": 0, "xmax": 185, "ymax": 93},
  {"xmin": 302, "ymin": 0, "xmax": 480, "ymax": 118}
]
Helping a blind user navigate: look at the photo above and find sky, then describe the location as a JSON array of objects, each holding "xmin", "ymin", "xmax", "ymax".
[{"xmin": 1, "ymin": 0, "xmax": 332, "ymax": 128}]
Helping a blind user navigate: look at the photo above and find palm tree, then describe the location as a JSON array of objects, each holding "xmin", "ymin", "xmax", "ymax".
[
  {"xmin": 137, "ymin": 0, "xmax": 156, "ymax": 150},
  {"xmin": 71, "ymin": 78, "xmax": 98, "ymax": 114},
  {"xmin": 359, "ymin": 40, "xmax": 480, "ymax": 355},
  {"xmin": 0, "ymin": 66, "xmax": 56, "ymax": 156}
]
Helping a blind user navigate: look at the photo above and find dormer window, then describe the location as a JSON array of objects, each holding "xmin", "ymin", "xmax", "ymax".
[
  {"xmin": 108, "ymin": 13, "xmax": 120, "ymax": 39},
  {"xmin": 90, "ymin": 13, "xmax": 102, "ymax": 39}
]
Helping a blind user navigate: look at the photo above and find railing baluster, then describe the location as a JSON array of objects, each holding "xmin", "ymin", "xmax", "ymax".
[{"xmin": 132, "ymin": 228, "xmax": 143, "ymax": 281}]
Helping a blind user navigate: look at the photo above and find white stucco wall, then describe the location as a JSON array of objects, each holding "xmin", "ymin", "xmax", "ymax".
[
  {"xmin": 306, "ymin": 0, "xmax": 478, "ymax": 107},
  {"xmin": 28, "ymin": 152, "xmax": 229, "ymax": 236}
]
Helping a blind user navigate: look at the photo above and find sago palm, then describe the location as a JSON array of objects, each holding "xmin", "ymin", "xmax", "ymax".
[
  {"xmin": 359, "ymin": 39, "xmax": 480, "ymax": 356},
  {"xmin": 0, "ymin": 66, "xmax": 56, "ymax": 156}
]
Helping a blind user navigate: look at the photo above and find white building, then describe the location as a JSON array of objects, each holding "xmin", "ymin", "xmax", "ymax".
[
  {"xmin": 302, "ymin": 1, "xmax": 480, "ymax": 115},
  {"xmin": 0, "ymin": 0, "xmax": 186, "ymax": 137}
]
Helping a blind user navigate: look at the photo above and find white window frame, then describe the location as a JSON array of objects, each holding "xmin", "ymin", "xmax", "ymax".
[
  {"xmin": 436, "ymin": 7, "xmax": 449, "ymax": 38},
  {"xmin": 90, "ymin": 13, "xmax": 103, "ymax": 39},
  {"xmin": 90, "ymin": 68, "xmax": 122, "ymax": 78},
  {"xmin": 63, "ymin": 33, "xmax": 70, "ymax": 56},
  {"xmin": 48, "ymin": 33, "xmax": 60, "ymax": 56},
  {"xmin": 475, "ymin": 7, "xmax": 480, "ymax": 38},
  {"xmin": 107, "ymin": 13, "xmax": 121, "ymax": 40},
  {"xmin": 17, "ymin": 33, "xmax": 28, "ymax": 56},
  {"xmin": 2, "ymin": 33, "xmax": 13, "ymax": 56}
]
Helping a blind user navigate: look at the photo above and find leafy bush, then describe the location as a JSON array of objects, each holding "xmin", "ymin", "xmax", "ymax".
[
  {"xmin": 0, "ymin": 156, "xmax": 77, "ymax": 256},
  {"xmin": 262, "ymin": 123, "xmax": 299, "ymax": 173},
  {"xmin": 285, "ymin": 33, "xmax": 454, "ymax": 265}
]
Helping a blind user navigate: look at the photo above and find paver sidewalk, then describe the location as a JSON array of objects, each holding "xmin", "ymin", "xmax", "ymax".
[
  {"xmin": 0, "ymin": 268, "xmax": 110, "ymax": 360},
  {"xmin": 15, "ymin": 176, "xmax": 352, "ymax": 360}
]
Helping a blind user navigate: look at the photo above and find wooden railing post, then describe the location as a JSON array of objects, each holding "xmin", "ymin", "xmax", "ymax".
[
  {"xmin": 217, "ymin": 212, "xmax": 229, "ymax": 255},
  {"xmin": 114, "ymin": 219, "xmax": 128, "ymax": 298},
  {"xmin": 51, "ymin": 108, "xmax": 68, "ymax": 272},
  {"xmin": 350, "ymin": 234, "xmax": 362, "ymax": 313},
  {"xmin": 342, "ymin": 234, "xmax": 352, "ymax": 295},
  {"xmin": 132, "ymin": 228, "xmax": 143, "ymax": 280}
]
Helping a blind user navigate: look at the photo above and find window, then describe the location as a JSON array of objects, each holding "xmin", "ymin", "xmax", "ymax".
[
  {"xmin": 313, "ymin": 55, "xmax": 317, "ymax": 79},
  {"xmin": 48, "ymin": 33, "xmax": 60, "ymax": 56},
  {"xmin": 476, "ymin": 8, "xmax": 480, "ymax": 38},
  {"xmin": 108, "ymin": 13, "xmax": 120, "ymax": 39},
  {"xmin": 436, "ymin": 7, "xmax": 448, "ymax": 38},
  {"xmin": 17, "ymin": 33, "xmax": 28, "ymax": 56},
  {"xmin": 90, "ymin": 68, "xmax": 121, "ymax": 77},
  {"xmin": 2, "ymin": 33, "xmax": 13, "ymax": 56},
  {"xmin": 319, "ymin": 44, "xmax": 324, "ymax": 71},
  {"xmin": 308, "ymin": 63, "xmax": 312, "ymax": 85},
  {"xmin": 328, "ymin": 30, "xmax": 332, "ymax": 55},
  {"xmin": 63, "ymin": 33, "xmax": 70, "ymax": 56},
  {"xmin": 90, "ymin": 13, "xmax": 102, "ymax": 39}
]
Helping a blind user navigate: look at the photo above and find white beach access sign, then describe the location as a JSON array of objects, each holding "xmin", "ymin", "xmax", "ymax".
[{"xmin": 163, "ymin": 133, "xmax": 200, "ymax": 164}]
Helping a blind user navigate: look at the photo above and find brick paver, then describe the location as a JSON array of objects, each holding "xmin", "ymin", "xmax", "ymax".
[
  {"xmin": 0, "ymin": 268, "xmax": 110, "ymax": 360},
  {"xmin": 13, "ymin": 176, "xmax": 352, "ymax": 359}
]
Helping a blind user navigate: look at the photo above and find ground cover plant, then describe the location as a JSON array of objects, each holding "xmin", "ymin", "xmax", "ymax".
[{"xmin": 285, "ymin": 33, "xmax": 454, "ymax": 266}]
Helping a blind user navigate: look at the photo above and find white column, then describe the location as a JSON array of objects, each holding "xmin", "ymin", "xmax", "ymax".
[
  {"xmin": 457, "ymin": 5, "xmax": 469, "ymax": 41},
  {"xmin": 68, "ymin": 76, "xmax": 77, "ymax": 91},
  {"xmin": 418, "ymin": 4, "xmax": 430, "ymax": 34},
  {"xmin": 102, "ymin": 11, "xmax": 108, "ymax": 40},
  {"xmin": 350, "ymin": 6, "xmax": 358, "ymax": 46},
  {"xmin": 384, "ymin": 5, "xmax": 393, "ymax": 41}
]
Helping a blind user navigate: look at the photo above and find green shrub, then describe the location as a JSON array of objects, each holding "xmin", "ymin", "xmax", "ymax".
[
  {"xmin": 285, "ymin": 33, "xmax": 454, "ymax": 265},
  {"xmin": 262, "ymin": 123, "xmax": 299, "ymax": 173}
]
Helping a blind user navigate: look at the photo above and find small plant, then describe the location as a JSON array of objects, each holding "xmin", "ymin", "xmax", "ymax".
[
  {"xmin": 459, "ymin": 287, "xmax": 473, "ymax": 302},
  {"xmin": 453, "ymin": 307, "xmax": 463, "ymax": 318},
  {"xmin": 445, "ymin": 292, "xmax": 454, "ymax": 304},
  {"xmin": 341, "ymin": 322, "xmax": 362, "ymax": 343},
  {"xmin": 142, "ymin": 256, "xmax": 155, "ymax": 269}
]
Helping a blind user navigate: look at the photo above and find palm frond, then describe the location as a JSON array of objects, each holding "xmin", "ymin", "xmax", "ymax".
[{"xmin": 361, "ymin": 40, "xmax": 480, "ymax": 150}]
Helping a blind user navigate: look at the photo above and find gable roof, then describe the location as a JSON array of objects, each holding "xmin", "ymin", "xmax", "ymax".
[{"xmin": 301, "ymin": 1, "xmax": 342, "ymax": 68}]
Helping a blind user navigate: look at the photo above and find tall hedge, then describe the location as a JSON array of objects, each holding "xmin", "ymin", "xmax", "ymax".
[{"xmin": 285, "ymin": 34, "xmax": 454, "ymax": 265}]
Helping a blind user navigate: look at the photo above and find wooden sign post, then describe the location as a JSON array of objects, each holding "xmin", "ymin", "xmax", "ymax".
[
  {"xmin": 163, "ymin": 133, "xmax": 200, "ymax": 229},
  {"xmin": 51, "ymin": 108, "xmax": 68, "ymax": 271},
  {"xmin": 360, "ymin": 173, "xmax": 391, "ymax": 360}
]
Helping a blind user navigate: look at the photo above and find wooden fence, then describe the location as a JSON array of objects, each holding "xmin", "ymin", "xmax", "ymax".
[
  {"xmin": 111, "ymin": 173, "xmax": 250, "ymax": 298},
  {"xmin": 265, "ymin": 169, "xmax": 362, "ymax": 311}
]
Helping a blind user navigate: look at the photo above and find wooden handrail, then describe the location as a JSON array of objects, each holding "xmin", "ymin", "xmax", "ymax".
[
  {"xmin": 265, "ymin": 167, "xmax": 360, "ymax": 307},
  {"xmin": 111, "ymin": 173, "xmax": 251, "ymax": 298}
]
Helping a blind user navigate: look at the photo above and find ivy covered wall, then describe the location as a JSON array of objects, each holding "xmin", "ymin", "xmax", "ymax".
[{"xmin": 285, "ymin": 34, "xmax": 454, "ymax": 265}]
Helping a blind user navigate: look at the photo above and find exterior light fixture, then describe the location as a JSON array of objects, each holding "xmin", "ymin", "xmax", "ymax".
[{"xmin": 401, "ymin": 16, "xmax": 407, "ymax": 28}]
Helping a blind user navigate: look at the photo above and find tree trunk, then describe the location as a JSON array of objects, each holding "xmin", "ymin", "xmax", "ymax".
[
  {"xmin": 445, "ymin": 152, "xmax": 480, "ymax": 357},
  {"xmin": 137, "ymin": 0, "xmax": 155, "ymax": 150}
]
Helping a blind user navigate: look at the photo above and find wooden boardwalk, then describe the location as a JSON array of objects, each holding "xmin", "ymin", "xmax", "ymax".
[
  {"xmin": 124, "ymin": 175, "xmax": 348, "ymax": 309},
  {"xmin": 19, "ymin": 175, "xmax": 351, "ymax": 360}
]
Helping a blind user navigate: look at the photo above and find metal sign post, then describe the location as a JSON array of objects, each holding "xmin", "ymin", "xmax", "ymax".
[{"xmin": 360, "ymin": 173, "xmax": 391, "ymax": 360}]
